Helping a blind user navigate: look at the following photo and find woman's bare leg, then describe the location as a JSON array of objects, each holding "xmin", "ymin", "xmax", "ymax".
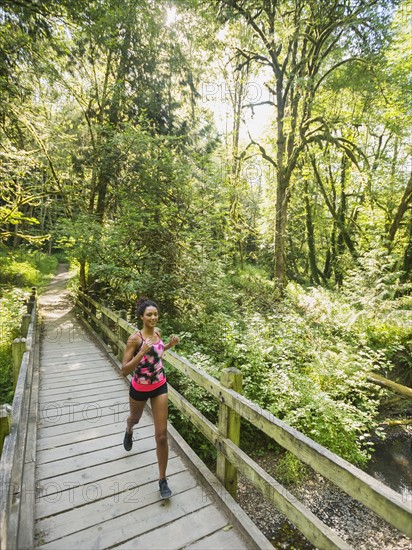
[
  {"xmin": 151, "ymin": 393, "xmax": 169, "ymax": 479},
  {"xmin": 126, "ymin": 396, "xmax": 146, "ymax": 434}
]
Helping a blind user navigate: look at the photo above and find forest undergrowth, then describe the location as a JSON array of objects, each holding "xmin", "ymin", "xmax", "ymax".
[
  {"xmin": 161, "ymin": 263, "xmax": 412, "ymax": 481},
  {"xmin": 0, "ymin": 249, "xmax": 58, "ymax": 403}
]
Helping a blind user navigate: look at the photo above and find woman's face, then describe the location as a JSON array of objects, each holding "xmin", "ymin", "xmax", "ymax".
[{"xmin": 141, "ymin": 305, "xmax": 158, "ymax": 326}]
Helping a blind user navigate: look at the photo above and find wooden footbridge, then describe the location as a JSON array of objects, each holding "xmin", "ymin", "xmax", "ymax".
[{"xmin": 1, "ymin": 271, "xmax": 411, "ymax": 550}]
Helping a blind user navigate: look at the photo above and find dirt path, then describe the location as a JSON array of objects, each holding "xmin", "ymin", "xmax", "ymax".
[{"xmin": 38, "ymin": 264, "xmax": 74, "ymax": 318}]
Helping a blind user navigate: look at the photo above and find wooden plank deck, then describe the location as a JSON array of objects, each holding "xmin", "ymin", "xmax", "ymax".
[{"xmin": 34, "ymin": 271, "xmax": 271, "ymax": 549}]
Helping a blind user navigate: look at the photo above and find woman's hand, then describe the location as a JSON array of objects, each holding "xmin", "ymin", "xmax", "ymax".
[
  {"xmin": 168, "ymin": 335, "xmax": 179, "ymax": 348},
  {"xmin": 141, "ymin": 339, "xmax": 153, "ymax": 354}
]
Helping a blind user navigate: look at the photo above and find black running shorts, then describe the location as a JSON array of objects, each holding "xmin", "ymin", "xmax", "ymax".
[{"xmin": 129, "ymin": 381, "xmax": 168, "ymax": 401}]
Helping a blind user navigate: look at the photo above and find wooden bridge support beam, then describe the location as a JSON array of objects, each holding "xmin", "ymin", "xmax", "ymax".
[
  {"xmin": 89, "ymin": 298, "xmax": 97, "ymax": 333},
  {"xmin": 216, "ymin": 367, "xmax": 243, "ymax": 500}
]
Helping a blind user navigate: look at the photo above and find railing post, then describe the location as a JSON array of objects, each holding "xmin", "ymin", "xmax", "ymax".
[
  {"xmin": 21, "ymin": 313, "xmax": 31, "ymax": 338},
  {"xmin": 77, "ymin": 288, "xmax": 84, "ymax": 315},
  {"xmin": 12, "ymin": 338, "xmax": 26, "ymax": 390},
  {"xmin": 117, "ymin": 310, "xmax": 128, "ymax": 361},
  {"xmin": 89, "ymin": 295, "xmax": 97, "ymax": 331},
  {"xmin": 27, "ymin": 287, "xmax": 36, "ymax": 314},
  {"xmin": 216, "ymin": 367, "xmax": 243, "ymax": 500},
  {"xmin": 0, "ymin": 404, "xmax": 11, "ymax": 454},
  {"xmin": 101, "ymin": 301, "xmax": 109, "ymax": 344}
]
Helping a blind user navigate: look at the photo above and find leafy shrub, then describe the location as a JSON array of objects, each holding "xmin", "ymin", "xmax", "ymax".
[
  {"xmin": 0, "ymin": 250, "xmax": 57, "ymax": 289},
  {"xmin": 0, "ymin": 259, "xmax": 39, "ymax": 287},
  {"xmin": 274, "ymin": 452, "xmax": 307, "ymax": 485},
  {"xmin": 166, "ymin": 274, "xmax": 394, "ymax": 474},
  {"xmin": 0, "ymin": 288, "xmax": 28, "ymax": 403},
  {"xmin": 0, "ymin": 249, "xmax": 58, "ymax": 403}
]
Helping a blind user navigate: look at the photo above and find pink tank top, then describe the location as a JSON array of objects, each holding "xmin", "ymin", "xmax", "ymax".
[{"xmin": 131, "ymin": 332, "xmax": 166, "ymax": 392}]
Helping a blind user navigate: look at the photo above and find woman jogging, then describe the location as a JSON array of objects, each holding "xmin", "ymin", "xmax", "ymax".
[{"xmin": 121, "ymin": 297, "xmax": 179, "ymax": 499}]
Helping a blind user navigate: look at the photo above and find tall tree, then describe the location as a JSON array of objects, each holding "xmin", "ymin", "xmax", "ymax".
[{"xmin": 214, "ymin": 0, "xmax": 397, "ymax": 286}]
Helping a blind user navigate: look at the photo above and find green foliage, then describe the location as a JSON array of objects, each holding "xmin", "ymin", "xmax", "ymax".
[
  {"xmin": 338, "ymin": 254, "xmax": 412, "ymax": 381},
  {"xmin": 163, "ymin": 265, "xmax": 411, "ymax": 476},
  {"xmin": 274, "ymin": 452, "xmax": 307, "ymax": 485},
  {"xmin": 0, "ymin": 249, "xmax": 58, "ymax": 403},
  {"xmin": 0, "ymin": 288, "xmax": 28, "ymax": 404},
  {"xmin": 0, "ymin": 259, "xmax": 39, "ymax": 287},
  {"xmin": 0, "ymin": 150, "xmax": 49, "ymax": 245},
  {"xmin": 57, "ymin": 215, "xmax": 102, "ymax": 265},
  {"xmin": 0, "ymin": 249, "xmax": 57, "ymax": 288}
]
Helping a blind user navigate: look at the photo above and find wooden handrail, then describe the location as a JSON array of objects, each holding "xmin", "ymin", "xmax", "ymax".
[
  {"xmin": 167, "ymin": 385, "xmax": 351, "ymax": 549},
  {"xmin": 75, "ymin": 291, "xmax": 412, "ymax": 544},
  {"xmin": 0, "ymin": 292, "xmax": 38, "ymax": 550},
  {"xmin": 163, "ymin": 351, "xmax": 411, "ymax": 537}
]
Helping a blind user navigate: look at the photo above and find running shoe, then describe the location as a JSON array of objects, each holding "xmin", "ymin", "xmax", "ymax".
[
  {"xmin": 159, "ymin": 478, "xmax": 172, "ymax": 499},
  {"xmin": 123, "ymin": 430, "xmax": 133, "ymax": 451}
]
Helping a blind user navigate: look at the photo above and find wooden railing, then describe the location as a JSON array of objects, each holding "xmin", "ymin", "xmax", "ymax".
[
  {"xmin": 0, "ymin": 288, "xmax": 38, "ymax": 550},
  {"xmin": 76, "ymin": 291, "xmax": 412, "ymax": 550}
]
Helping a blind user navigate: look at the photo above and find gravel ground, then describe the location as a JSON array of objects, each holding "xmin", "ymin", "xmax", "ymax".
[{"xmin": 236, "ymin": 448, "xmax": 411, "ymax": 550}]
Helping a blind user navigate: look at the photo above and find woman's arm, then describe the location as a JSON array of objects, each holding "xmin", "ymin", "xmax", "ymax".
[
  {"xmin": 164, "ymin": 335, "xmax": 179, "ymax": 352},
  {"xmin": 121, "ymin": 333, "xmax": 152, "ymax": 377}
]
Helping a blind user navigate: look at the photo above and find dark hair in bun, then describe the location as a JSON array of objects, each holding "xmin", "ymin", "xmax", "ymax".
[{"xmin": 135, "ymin": 296, "xmax": 159, "ymax": 319}]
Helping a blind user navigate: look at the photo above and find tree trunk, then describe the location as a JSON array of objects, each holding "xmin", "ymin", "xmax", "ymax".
[
  {"xmin": 323, "ymin": 220, "xmax": 337, "ymax": 283},
  {"xmin": 401, "ymin": 216, "xmax": 412, "ymax": 282},
  {"xmin": 274, "ymin": 176, "xmax": 289, "ymax": 286},
  {"xmin": 79, "ymin": 259, "xmax": 87, "ymax": 290},
  {"xmin": 304, "ymin": 179, "xmax": 321, "ymax": 285},
  {"xmin": 388, "ymin": 172, "xmax": 412, "ymax": 243},
  {"xmin": 231, "ymin": 76, "xmax": 244, "ymax": 267},
  {"xmin": 274, "ymin": 82, "xmax": 289, "ymax": 287},
  {"xmin": 311, "ymin": 154, "xmax": 357, "ymax": 260},
  {"xmin": 96, "ymin": 155, "xmax": 111, "ymax": 221},
  {"xmin": 335, "ymin": 157, "xmax": 349, "ymax": 286},
  {"xmin": 95, "ymin": 25, "xmax": 131, "ymax": 222}
]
